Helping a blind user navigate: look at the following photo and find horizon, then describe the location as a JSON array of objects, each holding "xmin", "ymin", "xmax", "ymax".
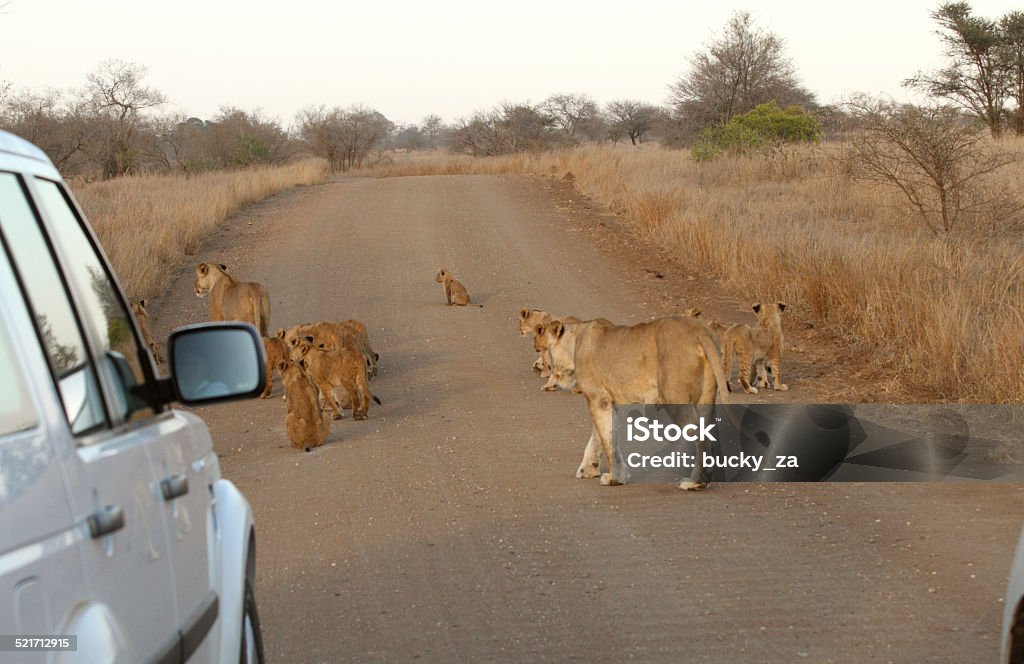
[{"xmin": 1, "ymin": 0, "xmax": 1022, "ymax": 127}]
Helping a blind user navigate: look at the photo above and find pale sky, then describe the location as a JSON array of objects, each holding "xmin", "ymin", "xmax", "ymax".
[{"xmin": 0, "ymin": 0, "xmax": 1021, "ymax": 127}]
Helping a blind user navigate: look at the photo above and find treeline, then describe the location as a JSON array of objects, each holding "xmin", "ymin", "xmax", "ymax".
[{"xmin": 2, "ymin": 2, "xmax": 1023, "ymax": 180}]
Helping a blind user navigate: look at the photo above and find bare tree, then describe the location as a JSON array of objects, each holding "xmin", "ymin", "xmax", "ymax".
[
  {"xmin": 421, "ymin": 114, "xmax": 446, "ymax": 148},
  {"xmin": 605, "ymin": 100, "xmax": 659, "ymax": 145},
  {"xmin": 669, "ymin": 11, "xmax": 815, "ymax": 139},
  {"xmin": 449, "ymin": 103, "xmax": 566, "ymax": 156},
  {"xmin": 84, "ymin": 60, "xmax": 166, "ymax": 177},
  {"xmin": 542, "ymin": 93, "xmax": 598, "ymax": 139},
  {"xmin": 296, "ymin": 105, "xmax": 393, "ymax": 171},
  {"xmin": 0, "ymin": 88, "xmax": 92, "ymax": 171},
  {"xmin": 845, "ymin": 95, "xmax": 1021, "ymax": 235}
]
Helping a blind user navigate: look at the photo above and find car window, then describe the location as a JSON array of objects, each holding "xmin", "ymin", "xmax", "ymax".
[
  {"xmin": 33, "ymin": 178, "xmax": 157, "ymax": 424},
  {"xmin": 0, "ymin": 173, "xmax": 106, "ymax": 435},
  {"xmin": 0, "ymin": 294, "xmax": 37, "ymax": 437}
]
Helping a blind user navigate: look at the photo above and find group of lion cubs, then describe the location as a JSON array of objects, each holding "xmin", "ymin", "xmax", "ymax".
[
  {"xmin": 132, "ymin": 262, "xmax": 382, "ymax": 452},
  {"xmin": 131, "ymin": 258, "xmax": 789, "ymax": 478},
  {"xmin": 517, "ymin": 299, "xmax": 787, "ymax": 491}
]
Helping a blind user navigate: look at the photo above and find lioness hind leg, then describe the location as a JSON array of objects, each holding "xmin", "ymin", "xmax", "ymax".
[
  {"xmin": 576, "ymin": 428, "xmax": 601, "ymax": 479},
  {"xmin": 678, "ymin": 404, "xmax": 713, "ymax": 491}
]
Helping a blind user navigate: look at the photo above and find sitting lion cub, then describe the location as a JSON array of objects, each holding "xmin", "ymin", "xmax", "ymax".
[
  {"xmin": 722, "ymin": 302, "xmax": 788, "ymax": 394},
  {"xmin": 279, "ymin": 357, "xmax": 331, "ymax": 452},
  {"xmin": 435, "ymin": 268, "xmax": 481, "ymax": 306}
]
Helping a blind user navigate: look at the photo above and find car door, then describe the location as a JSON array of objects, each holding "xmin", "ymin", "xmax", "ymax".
[
  {"xmin": 27, "ymin": 176, "xmax": 222, "ymax": 662},
  {"xmin": 0, "ymin": 170, "xmax": 182, "ymax": 663},
  {"xmin": 0, "ymin": 231, "xmax": 86, "ymax": 658}
]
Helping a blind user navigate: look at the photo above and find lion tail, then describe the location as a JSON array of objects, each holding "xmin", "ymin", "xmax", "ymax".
[
  {"xmin": 700, "ymin": 331, "xmax": 731, "ymax": 402},
  {"xmin": 256, "ymin": 288, "xmax": 271, "ymax": 337}
]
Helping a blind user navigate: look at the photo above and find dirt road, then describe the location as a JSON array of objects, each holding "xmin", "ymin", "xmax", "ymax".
[{"xmin": 150, "ymin": 174, "xmax": 1023, "ymax": 663}]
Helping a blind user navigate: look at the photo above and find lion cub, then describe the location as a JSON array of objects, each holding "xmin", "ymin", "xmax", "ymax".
[
  {"xmin": 294, "ymin": 341, "xmax": 380, "ymax": 421},
  {"xmin": 261, "ymin": 333, "xmax": 288, "ymax": 398},
  {"xmin": 722, "ymin": 302, "xmax": 788, "ymax": 394},
  {"xmin": 279, "ymin": 357, "xmax": 331, "ymax": 451},
  {"xmin": 435, "ymin": 268, "xmax": 480, "ymax": 306},
  {"xmin": 131, "ymin": 299, "xmax": 164, "ymax": 365},
  {"xmin": 519, "ymin": 308, "xmax": 583, "ymax": 375}
]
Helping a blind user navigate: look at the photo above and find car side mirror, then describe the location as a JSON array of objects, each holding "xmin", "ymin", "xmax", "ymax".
[{"xmin": 165, "ymin": 323, "xmax": 266, "ymax": 406}]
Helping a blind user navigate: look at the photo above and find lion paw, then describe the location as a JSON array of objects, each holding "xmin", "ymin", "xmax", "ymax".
[
  {"xmin": 576, "ymin": 463, "xmax": 600, "ymax": 479},
  {"xmin": 743, "ymin": 385, "xmax": 759, "ymax": 394},
  {"xmin": 776, "ymin": 383, "xmax": 789, "ymax": 391},
  {"xmin": 678, "ymin": 481, "xmax": 708, "ymax": 491},
  {"xmin": 600, "ymin": 473, "xmax": 621, "ymax": 486}
]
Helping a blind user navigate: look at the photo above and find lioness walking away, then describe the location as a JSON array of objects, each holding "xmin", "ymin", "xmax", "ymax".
[
  {"xmin": 435, "ymin": 268, "xmax": 480, "ymax": 306},
  {"xmin": 194, "ymin": 262, "xmax": 271, "ymax": 336}
]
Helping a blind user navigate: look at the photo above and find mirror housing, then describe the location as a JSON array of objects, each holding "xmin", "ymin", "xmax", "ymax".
[{"xmin": 163, "ymin": 322, "xmax": 266, "ymax": 406}]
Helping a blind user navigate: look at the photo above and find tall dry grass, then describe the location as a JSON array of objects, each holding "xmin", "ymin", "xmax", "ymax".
[
  {"xmin": 73, "ymin": 160, "xmax": 327, "ymax": 301},
  {"xmin": 358, "ymin": 144, "xmax": 1024, "ymax": 402}
]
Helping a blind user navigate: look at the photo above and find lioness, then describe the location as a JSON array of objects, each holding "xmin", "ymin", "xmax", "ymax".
[
  {"xmin": 545, "ymin": 316, "xmax": 729, "ymax": 490},
  {"xmin": 194, "ymin": 262, "xmax": 271, "ymax": 336},
  {"xmin": 131, "ymin": 299, "xmax": 163, "ymax": 364},
  {"xmin": 435, "ymin": 268, "xmax": 480, "ymax": 306},
  {"xmin": 722, "ymin": 302, "xmax": 788, "ymax": 394},
  {"xmin": 279, "ymin": 357, "xmax": 331, "ymax": 451},
  {"xmin": 261, "ymin": 333, "xmax": 288, "ymax": 398},
  {"xmin": 294, "ymin": 341, "xmax": 380, "ymax": 421}
]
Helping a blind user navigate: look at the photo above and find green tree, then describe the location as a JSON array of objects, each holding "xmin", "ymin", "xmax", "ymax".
[
  {"xmin": 1000, "ymin": 10, "xmax": 1024, "ymax": 134},
  {"xmin": 904, "ymin": 2, "xmax": 1008, "ymax": 136}
]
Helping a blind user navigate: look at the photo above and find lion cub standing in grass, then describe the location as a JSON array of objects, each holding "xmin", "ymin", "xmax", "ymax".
[
  {"xmin": 722, "ymin": 302, "xmax": 788, "ymax": 394},
  {"xmin": 131, "ymin": 299, "xmax": 163, "ymax": 364},
  {"xmin": 435, "ymin": 268, "xmax": 481, "ymax": 307},
  {"xmin": 194, "ymin": 262, "xmax": 271, "ymax": 336},
  {"xmin": 279, "ymin": 357, "xmax": 331, "ymax": 452}
]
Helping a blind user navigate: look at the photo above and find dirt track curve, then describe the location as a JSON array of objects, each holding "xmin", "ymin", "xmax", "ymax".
[{"xmin": 148, "ymin": 174, "xmax": 1024, "ymax": 663}]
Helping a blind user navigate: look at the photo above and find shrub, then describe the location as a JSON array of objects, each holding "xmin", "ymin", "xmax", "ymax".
[{"xmin": 692, "ymin": 102, "xmax": 820, "ymax": 162}]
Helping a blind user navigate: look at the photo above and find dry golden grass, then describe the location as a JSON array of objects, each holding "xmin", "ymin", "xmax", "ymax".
[
  {"xmin": 73, "ymin": 160, "xmax": 327, "ymax": 302},
  {"xmin": 358, "ymin": 144, "xmax": 1024, "ymax": 402}
]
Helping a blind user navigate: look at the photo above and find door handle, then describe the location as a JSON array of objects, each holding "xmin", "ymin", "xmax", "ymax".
[
  {"xmin": 88, "ymin": 505, "xmax": 125, "ymax": 538},
  {"xmin": 160, "ymin": 474, "xmax": 189, "ymax": 501}
]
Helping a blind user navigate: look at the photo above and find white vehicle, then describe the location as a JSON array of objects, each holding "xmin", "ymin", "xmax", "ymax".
[
  {"xmin": 1004, "ymin": 526, "xmax": 1024, "ymax": 663},
  {"xmin": 0, "ymin": 129, "xmax": 266, "ymax": 663}
]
